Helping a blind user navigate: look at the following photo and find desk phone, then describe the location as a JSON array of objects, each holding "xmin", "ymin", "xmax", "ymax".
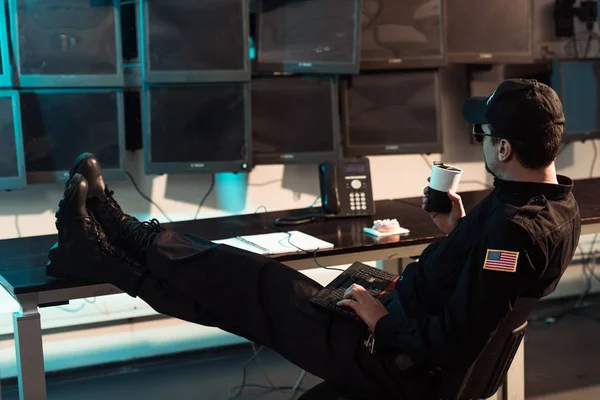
[{"xmin": 319, "ymin": 158, "xmax": 375, "ymax": 217}]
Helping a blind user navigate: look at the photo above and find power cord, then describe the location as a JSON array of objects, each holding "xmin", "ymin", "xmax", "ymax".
[
  {"xmin": 252, "ymin": 343, "xmax": 306, "ymax": 397},
  {"xmin": 15, "ymin": 215, "xmax": 21, "ymax": 238},
  {"xmin": 268, "ymin": 226, "xmax": 345, "ymax": 272},
  {"xmin": 228, "ymin": 343, "xmax": 308, "ymax": 399},
  {"xmin": 229, "ymin": 199, "xmax": 337, "ymax": 399},
  {"xmin": 590, "ymin": 140, "xmax": 598, "ymax": 177},
  {"xmin": 125, "ymin": 171, "xmax": 172, "ymax": 222},
  {"xmin": 57, "ymin": 303, "xmax": 86, "ymax": 313},
  {"xmin": 194, "ymin": 173, "xmax": 215, "ymax": 220},
  {"xmin": 56, "ymin": 297, "xmax": 99, "ymax": 314},
  {"xmin": 576, "ymin": 235, "xmax": 599, "ymax": 306},
  {"xmin": 567, "ymin": 28, "xmax": 600, "ymax": 58},
  {"xmin": 272, "ymin": 196, "xmax": 326, "ymax": 226},
  {"xmin": 306, "ymin": 195, "xmax": 321, "ymax": 208}
]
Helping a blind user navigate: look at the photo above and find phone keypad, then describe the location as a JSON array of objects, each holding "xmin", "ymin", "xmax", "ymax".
[{"xmin": 349, "ymin": 192, "xmax": 368, "ymax": 211}]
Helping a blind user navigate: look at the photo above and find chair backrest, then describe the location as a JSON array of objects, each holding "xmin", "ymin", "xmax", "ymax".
[
  {"xmin": 438, "ymin": 297, "xmax": 538, "ymax": 400},
  {"xmin": 300, "ymin": 297, "xmax": 538, "ymax": 400}
]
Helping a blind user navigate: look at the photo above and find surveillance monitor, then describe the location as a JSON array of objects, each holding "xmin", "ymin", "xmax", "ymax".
[
  {"xmin": 0, "ymin": 4, "xmax": 13, "ymax": 87},
  {"xmin": 251, "ymin": 75, "xmax": 341, "ymax": 164},
  {"xmin": 552, "ymin": 59, "xmax": 600, "ymax": 140},
  {"xmin": 143, "ymin": 83, "xmax": 252, "ymax": 174},
  {"xmin": 446, "ymin": 0, "xmax": 533, "ymax": 63},
  {"xmin": 0, "ymin": 92, "xmax": 26, "ymax": 190},
  {"xmin": 257, "ymin": 0, "xmax": 361, "ymax": 74},
  {"xmin": 20, "ymin": 89, "xmax": 126, "ymax": 183},
  {"xmin": 343, "ymin": 70, "xmax": 442, "ymax": 156},
  {"xmin": 141, "ymin": 0, "xmax": 250, "ymax": 83},
  {"xmin": 360, "ymin": 0, "xmax": 445, "ymax": 70},
  {"xmin": 9, "ymin": 0, "xmax": 124, "ymax": 87}
]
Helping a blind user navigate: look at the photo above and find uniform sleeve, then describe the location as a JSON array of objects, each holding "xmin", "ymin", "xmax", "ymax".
[{"xmin": 373, "ymin": 220, "xmax": 539, "ymax": 368}]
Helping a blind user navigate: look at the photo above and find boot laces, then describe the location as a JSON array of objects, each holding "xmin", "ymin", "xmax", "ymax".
[
  {"xmin": 89, "ymin": 214, "xmax": 138, "ymax": 267},
  {"xmin": 121, "ymin": 218, "xmax": 163, "ymax": 249}
]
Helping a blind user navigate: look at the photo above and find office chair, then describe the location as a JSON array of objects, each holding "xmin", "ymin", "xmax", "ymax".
[{"xmin": 298, "ymin": 298, "xmax": 537, "ymax": 400}]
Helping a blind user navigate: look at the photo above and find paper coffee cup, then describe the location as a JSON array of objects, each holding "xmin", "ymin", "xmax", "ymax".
[{"xmin": 428, "ymin": 162, "xmax": 463, "ymax": 213}]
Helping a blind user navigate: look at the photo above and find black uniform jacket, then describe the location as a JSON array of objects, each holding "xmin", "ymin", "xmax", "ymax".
[{"xmin": 374, "ymin": 176, "xmax": 581, "ymax": 370}]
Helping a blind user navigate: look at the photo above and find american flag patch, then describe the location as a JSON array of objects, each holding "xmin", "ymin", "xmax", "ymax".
[{"xmin": 483, "ymin": 249, "xmax": 519, "ymax": 273}]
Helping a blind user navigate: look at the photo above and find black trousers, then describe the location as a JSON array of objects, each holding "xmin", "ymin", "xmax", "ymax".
[{"xmin": 133, "ymin": 231, "xmax": 436, "ymax": 399}]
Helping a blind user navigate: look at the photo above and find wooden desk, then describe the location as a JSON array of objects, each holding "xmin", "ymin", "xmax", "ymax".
[{"xmin": 2, "ymin": 178, "xmax": 600, "ymax": 400}]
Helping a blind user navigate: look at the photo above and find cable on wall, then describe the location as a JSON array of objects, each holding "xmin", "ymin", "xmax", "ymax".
[
  {"xmin": 194, "ymin": 173, "xmax": 215, "ymax": 220},
  {"xmin": 125, "ymin": 171, "xmax": 173, "ymax": 223}
]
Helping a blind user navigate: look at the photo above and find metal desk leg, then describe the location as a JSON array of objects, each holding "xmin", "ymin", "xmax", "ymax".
[
  {"xmin": 503, "ymin": 340, "xmax": 525, "ymax": 400},
  {"xmin": 376, "ymin": 259, "xmax": 401, "ymax": 274},
  {"xmin": 13, "ymin": 295, "xmax": 46, "ymax": 400},
  {"xmin": 376, "ymin": 258, "xmax": 414, "ymax": 274}
]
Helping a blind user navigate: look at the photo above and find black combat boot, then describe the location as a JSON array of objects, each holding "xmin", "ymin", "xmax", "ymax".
[
  {"xmin": 47, "ymin": 174, "xmax": 147, "ymax": 297},
  {"xmin": 68, "ymin": 153, "xmax": 165, "ymax": 264}
]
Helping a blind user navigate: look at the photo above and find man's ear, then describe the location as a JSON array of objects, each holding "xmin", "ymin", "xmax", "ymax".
[{"xmin": 498, "ymin": 139, "xmax": 514, "ymax": 162}]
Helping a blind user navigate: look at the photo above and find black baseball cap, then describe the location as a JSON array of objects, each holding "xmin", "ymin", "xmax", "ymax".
[{"xmin": 462, "ymin": 79, "xmax": 565, "ymax": 142}]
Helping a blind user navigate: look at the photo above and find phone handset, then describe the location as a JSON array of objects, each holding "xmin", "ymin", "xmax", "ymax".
[{"xmin": 319, "ymin": 160, "xmax": 341, "ymax": 215}]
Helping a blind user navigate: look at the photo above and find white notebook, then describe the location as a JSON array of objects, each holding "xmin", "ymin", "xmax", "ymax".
[{"xmin": 213, "ymin": 231, "xmax": 334, "ymax": 255}]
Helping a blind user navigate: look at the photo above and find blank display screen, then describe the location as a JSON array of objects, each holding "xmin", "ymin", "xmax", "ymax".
[
  {"xmin": 447, "ymin": 0, "xmax": 530, "ymax": 54},
  {"xmin": 258, "ymin": 0, "xmax": 358, "ymax": 65},
  {"xmin": 21, "ymin": 91, "xmax": 121, "ymax": 172},
  {"xmin": 149, "ymin": 85, "xmax": 247, "ymax": 163},
  {"xmin": 146, "ymin": 0, "xmax": 245, "ymax": 72},
  {"xmin": 348, "ymin": 72, "xmax": 438, "ymax": 146},
  {"xmin": 555, "ymin": 61, "xmax": 600, "ymax": 134},
  {"xmin": 361, "ymin": 0, "xmax": 442, "ymax": 62},
  {"xmin": 0, "ymin": 98, "xmax": 18, "ymax": 178},
  {"xmin": 252, "ymin": 77, "xmax": 335, "ymax": 155},
  {"xmin": 16, "ymin": 0, "xmax": 118, "ymax": 75}
]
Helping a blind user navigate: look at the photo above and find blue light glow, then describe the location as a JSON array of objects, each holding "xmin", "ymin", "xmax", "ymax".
[
  {"xmin": 215, "ymin": 172, "xmax": 247, "ymax": 213},
  {"xmin": 249, "ymin": 37, "xmax": 256, "ymax": 60}
]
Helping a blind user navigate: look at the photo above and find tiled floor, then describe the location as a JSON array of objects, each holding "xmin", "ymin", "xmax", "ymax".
[{"xmin": 1, "ymin": 296, "xmax": 600, "ymax": 399}]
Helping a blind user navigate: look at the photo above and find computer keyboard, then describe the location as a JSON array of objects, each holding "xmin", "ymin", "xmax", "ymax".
[{"xmin": 309, "ymin": 262, "xmax": 398, "ymax": 319}]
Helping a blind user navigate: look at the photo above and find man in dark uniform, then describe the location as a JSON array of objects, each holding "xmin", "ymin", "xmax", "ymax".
[{"xmin": 47, "ymin": 79, "xmax": 580, "ymax": 399}]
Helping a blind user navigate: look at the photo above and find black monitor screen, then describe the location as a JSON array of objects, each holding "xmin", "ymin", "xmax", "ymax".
[
  {"xmin": 361, "ymin": 0, "xmax": 443, "ymax": 64},
  {"xmin": 553, "ymin": 60, "xmax": 600, "ymax": 135},
  {"xmin": 447, "ymin": 0, "xmax": 530, "ymax": 55},
  {"xmin": 0, "ymin": 98, "xmax": 18, "ymax": 178},
  {"xmin": 146, "ymin": 0, "xmax": 245, "ymax": 72},
  {"xmin": 21, "ymin": 91, "xmax": 121, "ymax": 172},
  {"xmin": 15, "ymin": 0, "xmax": 118, "ymax": 75},
  {"xmin": 252, "ymin": 77, "xmax": 336, "ymax": 159},
  {"xmin": 346, "ymin": 71, "xmax": 439, "ymax": 153},
  {"xmin": 149, "ymin": 85, "xmax": 247, "ymax": 163},
  {"xmin": 258, "ymin": 0, "xmax": 358, "ymax": 68}
]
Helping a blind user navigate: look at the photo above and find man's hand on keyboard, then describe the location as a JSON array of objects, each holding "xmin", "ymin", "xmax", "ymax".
[{"xmin": 337, "ymin": 283, "xmax": 389, "ymax": 331}]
